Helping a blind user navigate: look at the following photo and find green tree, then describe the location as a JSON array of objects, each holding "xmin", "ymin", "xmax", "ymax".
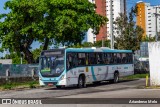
[
  {"xmin": 82, "ymin": 42, "xmax": 93, "ymax": 47},
  {"xmin": 142, "ymin": 36, "xmax": 155, "ymax": 42},
  {"xmin": 93, "ymin": 40, "xmax": 110, "ymax": 47},
  {"xmin": 32, "ymin": 46, "xmax": 43, "ymax": 63},
  {"xmin": 4, "ymin": 52, "xmax": 27, "ymax": 64},
  {"xmin": 114, "ymin": 7, "xmax": 144, "ymax": 51},
  {"xmin": 0, "ymin": 0, "xmax": 47, "ymax": 63},
  {"xmin": 0, "ymin": 0, "xmax": 107, "ymax": 63}
]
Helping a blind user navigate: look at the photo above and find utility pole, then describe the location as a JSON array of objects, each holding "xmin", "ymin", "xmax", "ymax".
[
  {"xmin": 154, "ymin": 6, "xmax": 160, "ymax": 42},
  {"xmin": 110, "ymin": 0, "xmax": 114, "ymax": 49}
]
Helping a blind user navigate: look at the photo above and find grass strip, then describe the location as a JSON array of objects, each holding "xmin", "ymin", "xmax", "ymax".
[
  {"xmin": 0, "ymin": 81, "xmax": 39, "ymax": 90},
  {"xmin": 120, "ymin": 73, "xmax": 149, "ymax": 80}
]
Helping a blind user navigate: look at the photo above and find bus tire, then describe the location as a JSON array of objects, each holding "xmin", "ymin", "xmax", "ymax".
[
  {"xmin": 56, "ymin": 86, "xmax": 62, "ymax": 89},
  {"xmin": 77, "ymin": 75, "xmax": 86, "ymax": 88},
  {"xmin": 114, "ymin": 72, "xmax": 119, "ymax": 83},
  {"xmin": 109, "ymin": 72, "xmax": 119, "ymax": 83}
]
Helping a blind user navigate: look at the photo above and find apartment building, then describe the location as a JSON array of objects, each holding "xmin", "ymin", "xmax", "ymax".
[
  {"xmin": 136, "ymin": 1, "xmax": 160, "ymax": 38},
  {"xmin": 86, "ymin": 0, "xmax": 126, "ymax": 43}
]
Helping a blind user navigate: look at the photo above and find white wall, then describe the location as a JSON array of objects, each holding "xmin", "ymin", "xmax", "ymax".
[
  {"xmin": 0, "ymin": 59, "xmax": 12, "ymax": 64},
  {"xmin": 148, "ymin": 42, "xmax": 160, "ymax": 86}
]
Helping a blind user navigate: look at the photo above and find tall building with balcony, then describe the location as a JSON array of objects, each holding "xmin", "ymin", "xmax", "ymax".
[
  {"xmin": 87, "ymin": 0, "xmax": 106, "ymax": 43},
  {"xmin": 106, "ymin": 0, "xmax": 126, "ymax": 39},
  {"xmin": 86, "ymin": 0, "xmax": 126, "ymax": 43},
  {"xmin": 136, "ymin": 1, "xmax": 160, "ymax": 38}
]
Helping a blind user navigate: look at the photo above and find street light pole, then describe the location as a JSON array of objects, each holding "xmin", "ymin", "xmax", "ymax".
[
  {"xmin": 154, "ymin": 6, "xmax": 160, "ymax": 41},
  {"xmin": 110, "ymin": 0, "xmax": 114, "ymax": 49},
  {"xmin": 155, "ymin": 7, "xmax": 158, "ymax": 42},
  {"xmin": 20, "ymin": 52, "xmax": 23, "ymax": 64}
]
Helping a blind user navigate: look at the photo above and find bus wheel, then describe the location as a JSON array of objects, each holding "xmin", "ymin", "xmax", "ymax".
[
  {"xmin": 114, "ymin": 72, "xmax": 119, "ymax": 83},
  {"xmin": 77, "ymin": 75, "xmax": 85, "ymax": 88},
  {"xmin": 56, "ymin": 85, "xmax": 64, "ymax": 89}
]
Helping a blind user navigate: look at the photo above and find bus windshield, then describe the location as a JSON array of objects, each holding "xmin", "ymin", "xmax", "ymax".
[{"xmin": 40, "ymin": 56, "xmax": 64, "ymax": 77}]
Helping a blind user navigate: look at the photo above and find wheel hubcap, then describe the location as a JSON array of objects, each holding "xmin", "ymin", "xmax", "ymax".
[
  {"xmin": 79, "ymin": 77, "xmax": 83, "ymax": 87},
  {"xmin": 114, "ymin": 74, "xmax": 119, "ymax": 82}
]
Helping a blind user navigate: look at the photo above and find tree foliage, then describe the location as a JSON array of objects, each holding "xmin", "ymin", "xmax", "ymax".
[
  {"xmin": 70, "ymin": 40, "xmax": 110, "ymax": 48},
  {"xmin": 4, "ymin": 53, "xmax": 27, "ymax": 64},
  {"xmin": 93, "ymin": 40, "xmax": 110, "ymax": 47},
  {"xmin": 114, "ymin": 7, "xmax": 144, "ymax": 51},
  {"xmin": 142, "ymin": 36, "xmax": 155, "ymax": 42},
  {"xmin": 0, "ymin": 0, "xmax": 107, "ymax": 63}
]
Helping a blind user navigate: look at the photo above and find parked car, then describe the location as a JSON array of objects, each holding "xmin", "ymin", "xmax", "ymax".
[{"xmin": 134, "ymin": 58, "xmax": 149, "ymax": 74}]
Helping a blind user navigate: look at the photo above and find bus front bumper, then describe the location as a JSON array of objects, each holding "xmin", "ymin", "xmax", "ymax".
[{"xmin": 39, "ymin": 76, "xmax": 66, "ymax": 86}]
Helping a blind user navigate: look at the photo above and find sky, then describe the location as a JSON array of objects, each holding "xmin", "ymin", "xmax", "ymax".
[{"xmin": 0, "ymin": 0, "xmax": 160, "ymax": 56}]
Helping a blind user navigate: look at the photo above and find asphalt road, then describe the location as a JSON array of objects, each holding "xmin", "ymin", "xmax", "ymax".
[
  {"xmin": 1, "ymin": 79, "xmax": 160, "ymax": 107},
  {"xmin": 0, "ymin": 78, "xmax": 157, "ymax": 98}
]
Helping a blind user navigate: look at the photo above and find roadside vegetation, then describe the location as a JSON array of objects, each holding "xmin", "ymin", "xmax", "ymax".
[
  {"xmin": 120, "ymin": 73, "xmax": 149, "ymax": 80},
  {"xmin": 0, "ymin": 0, "xmax": 107, "ymax": 64},
  {"xmin": 0, "ymin": 81, "xmax": 39, "ymax": 90}
]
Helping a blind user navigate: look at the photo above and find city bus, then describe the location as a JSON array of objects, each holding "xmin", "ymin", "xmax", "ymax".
[{"xmin": 39, "ymin": 47, "xmax": 134, "ymax": 88}]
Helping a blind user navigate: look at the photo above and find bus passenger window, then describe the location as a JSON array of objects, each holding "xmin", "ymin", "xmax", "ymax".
[
  {"xmin": 72, "ymin": 53, "xmax": 78, "ymax": 67},
  {"xmin": 117, "ymin": 53, "xmax": 122, "ymax": 63},
  {"xmin": 126, "ymin": 53, "xmax": 130, "ymax": 63},
  {"xmin": 97, "ymin": 53, "xmax": 104, "ymax": 64},
  {"xmin": 78, "ymin": 53, "xmax": 86, "ymax": 66},
  {"xmin": 67, "ymin": 53, "xmax": 75, "ymax": 70},
  {"xmin": 104, "ymin": 53, "xmax": 108, "ymax": 64},
  {"xmin": 110, "ymin": 53, "xmax": 114, "ymax": 64},
  {"xmin": 106, "ymin": 53, "xmax": 110, "ymax": 64},
  {"xmin": 126, "ymin": 53, "xmax": 132, "ymax": 63},
  {"xmin": 128, "ymin": 53, "xmax": 133, "ymax": 63},
  {"xmin": 114, "ymin": 53, "xmax": 117, "ymax": 64},
  {"xmin": 122, "ymin": 53, "xmax": 126, "ymax": 63},
  {"xmin": 88, "ymin": 53, "xmax": 96, "ymax": 65}
]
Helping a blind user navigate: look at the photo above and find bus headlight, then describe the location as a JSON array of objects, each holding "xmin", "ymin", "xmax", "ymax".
[
  {"xmin": 39, "ymin": 77, "xmax": 42, "ymax": 80},
  {"xmin": 60, "ymin": 75, "xmax": 64, "ymax": 80}
]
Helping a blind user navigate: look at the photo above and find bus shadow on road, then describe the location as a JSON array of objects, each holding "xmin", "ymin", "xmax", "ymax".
[{"xmin": 45, "ymin": 79, "xmax": 139, "ymax": 90}]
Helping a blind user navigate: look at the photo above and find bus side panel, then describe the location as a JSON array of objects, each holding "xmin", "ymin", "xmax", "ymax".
[
  {"xmin": 108, "ymin": 64, "xmax": 134, "ymax": 78},
  {"xmin": 65, "ymin": 67, "xmax": 89, "ymax": 86},
  {"xmin": 121, "ymin": 64, "xmax": 134, "ymax": 77},
  {"xmin": 64, "ymin": 66, "xmax": 99, "ymax": 86},
  {"xmin": 107, "ymin": 65, "xmax": 117, "ymax": 80},
  {"xmin": 58, "ymin": 64, "xmax": 134, "ymax": 86},
  {"xmin": 92, "ymin": 65, "xmax": 109, "ymax": 81}
]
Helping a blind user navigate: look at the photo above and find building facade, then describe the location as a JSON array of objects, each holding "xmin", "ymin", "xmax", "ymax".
[
  {"xmin": 106, "ymin": 0, "xmax": 126, "ymax": 39},
  {"xmin": 136, "ymin": 1, "xmax": 160, "ymax": 38},
  {"xmin": 86, "ymin": 0, "xmax": 126, "ymax": 43}
]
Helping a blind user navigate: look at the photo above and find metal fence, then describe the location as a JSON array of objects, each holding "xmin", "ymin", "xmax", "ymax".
[
  {"xmin": 140, "ymin": 42, "xmax": 149, "ymax": 58},
  {"xmin": 0, "ymin": 64, "xmax": 39, "ymax": 77}
]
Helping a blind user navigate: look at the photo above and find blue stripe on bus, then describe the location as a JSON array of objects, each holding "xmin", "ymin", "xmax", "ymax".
[
  {"xmin": 91, "ymin": 66, "xmax": 97, "ymax": 81},
  {"xmin": 66, "ymin": 48, "xmax": 132, "ymax": 53},
  {"xmin": 102, "ymin": 49, "xmax": 132, "ymax": 53},
  {"xmin": 66, "ymin": 48, "xmax": 94, "ymax": 52}
]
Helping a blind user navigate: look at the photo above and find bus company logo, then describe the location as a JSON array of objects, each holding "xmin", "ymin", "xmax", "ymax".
[
  {"xmin": 78, "ymin": 70, "xmax": 84, "ymax": 73},
  {"xmin": 2, "ymin": 99, "xmax": 12, "ymax": 104},
  {"xmin": 124, "ymin": 67, "xmax": 128, "ymax": 69}
]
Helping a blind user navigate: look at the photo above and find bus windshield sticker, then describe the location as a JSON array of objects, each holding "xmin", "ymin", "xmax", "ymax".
[{"xmin": 41, "ymin": 68, "xmax": 51, "ymax": 72}]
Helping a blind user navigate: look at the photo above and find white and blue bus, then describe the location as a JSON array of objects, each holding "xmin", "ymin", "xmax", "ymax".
[{"xmin": 39, "ymin": 48, "xmax": 134, "ymax": 88}]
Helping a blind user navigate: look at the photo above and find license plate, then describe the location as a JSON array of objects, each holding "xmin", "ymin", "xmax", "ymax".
[{"xmin": 48, "ymin": 83, "xmax": 53, "ymax": 86}]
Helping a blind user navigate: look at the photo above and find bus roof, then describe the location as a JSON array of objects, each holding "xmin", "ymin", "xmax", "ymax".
[{"xmin": 65, "ymin": 48, "xmax": 132, "ymax": 53}]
